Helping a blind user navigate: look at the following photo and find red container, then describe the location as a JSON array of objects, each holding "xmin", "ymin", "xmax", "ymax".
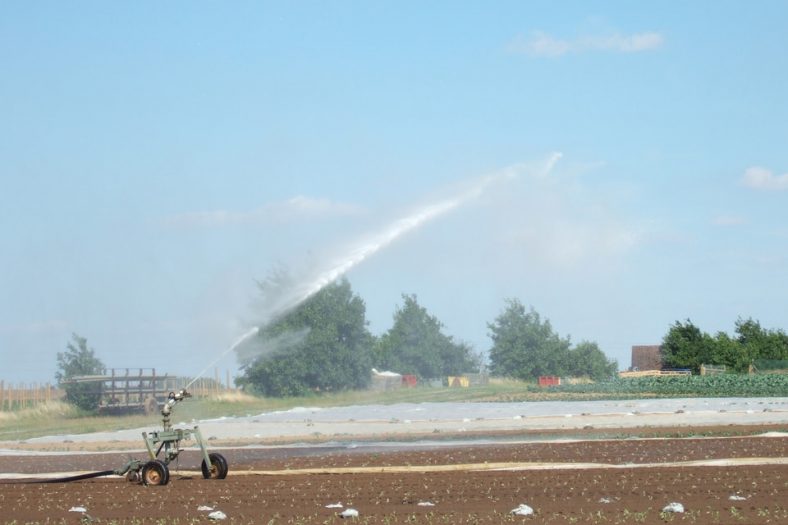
[
  {"xmin": 538, "ymin": 375, "xmax": 561, "ymax": 387},
  {"xmin": 401, "ymin": 375, "xmax": 418, "ymax": 387}
]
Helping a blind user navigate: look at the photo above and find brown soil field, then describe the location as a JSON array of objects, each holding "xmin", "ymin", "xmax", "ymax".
[{"xmin": 1, "ymin": 424, "xmax": 786, "ymax": 524}]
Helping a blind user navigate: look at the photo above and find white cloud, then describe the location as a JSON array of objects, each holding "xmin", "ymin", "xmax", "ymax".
[
  {"xmin": 712, "ymin": 215, "xmax": 747, "ymax": 226},
  {"xmin": 742, "ymin": 166, "xmax": 788, "ymax": 191},
  {"xmin": 508, "ymin": 30, "xmax": 664, "ymax": 57},
  {"xmin": 586, "ymin": 32, "xmax": 664, "ymax": 53},
  {"xmin": 509, "ymin": 31, "xmax": 571, "ymax": 57},
  {"xmin": 165, "ymin": 196, "xmax": 365, "ymax": 228}
]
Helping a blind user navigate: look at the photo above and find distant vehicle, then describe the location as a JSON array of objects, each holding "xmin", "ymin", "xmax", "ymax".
[{"xmin": 61, "ymin": 368, "xmax": 176, "ymax": 415}]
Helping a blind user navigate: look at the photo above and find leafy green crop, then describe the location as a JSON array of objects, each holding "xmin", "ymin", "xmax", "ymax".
[{"xmin": 545, "ymin": 374, "xmax": 788, "ymax": 397}]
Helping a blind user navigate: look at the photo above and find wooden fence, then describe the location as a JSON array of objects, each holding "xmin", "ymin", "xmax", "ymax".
[
  {"xmin": 171, "ymin": 375, "xmax": 233, "ymax": 398},
  {"xmin": 0, "ymin": 381, "xmax": 62, "ymax": 411},
  {"xmin": 700, "ymin": 364, "xmax": 727, "ymax": 375},
  {"xmin": 619, "ymin": 369, "xmax": 692, "ymax": 378}
]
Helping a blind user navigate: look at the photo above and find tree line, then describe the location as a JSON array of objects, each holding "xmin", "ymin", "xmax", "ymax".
[
  {"xmin": 55, "ymin": 279, "xmax": 619, "ymax": 402},
  {"xmin": 662, "ymin": 318, "xmax": 788, "ymax": 374},
  {"xmin": 487, "ymin": 299, "xmax": 618, "ymax": 382},
  {"xmin": 235, "ymin": 279, "xmax": 617, "ymax": 396},
  {"xmin": 58, "ymin": 277, "xmax": 786, "ymax": 403}
]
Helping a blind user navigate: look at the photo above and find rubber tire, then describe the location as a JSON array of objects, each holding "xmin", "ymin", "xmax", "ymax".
[
  {"xmin": 201, "ymin": 453, "xmax": 228, "ymax": 480},
  {"xmin": 142, "ymin": 460, "xmax": 170, "ymax": 486}
]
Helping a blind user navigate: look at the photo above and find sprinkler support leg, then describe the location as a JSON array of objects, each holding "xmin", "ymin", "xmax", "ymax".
[
  {"xmin": 193, "ymin": 426, "xmax": 213, "ymax": 470},
  {"xmin": 142, "ymin": 431, "xmax": 157, "ymax": 460}
]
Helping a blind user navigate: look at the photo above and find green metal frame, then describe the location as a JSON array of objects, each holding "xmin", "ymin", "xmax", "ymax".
[
  {"xmin": 114, "ymin": 390, "xmax": 217, "ymax": 480},
  {"xmin": 142, "ymin": 425, "xmax": 212, "ymax": 468}
]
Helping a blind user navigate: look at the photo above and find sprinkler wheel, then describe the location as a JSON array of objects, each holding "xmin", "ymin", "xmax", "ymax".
[
  {"xmin": 142, "ymin": 460, "xmax": 170, "ymax": 486},
  {"xmin": 201, "ymin": 453, "xmax": 229, "ymax": 479}
]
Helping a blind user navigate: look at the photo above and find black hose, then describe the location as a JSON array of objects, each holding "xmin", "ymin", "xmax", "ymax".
[{"xmin": 32, "ymin": 470, "xmax": 116, "ymax": 484}]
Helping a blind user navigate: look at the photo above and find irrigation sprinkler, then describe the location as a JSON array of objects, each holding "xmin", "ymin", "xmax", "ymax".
[{"xmin": 39, "ymin": 389, "xmax": 228, "ymax": 486}]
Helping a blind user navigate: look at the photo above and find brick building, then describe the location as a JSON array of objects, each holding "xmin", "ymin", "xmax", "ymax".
[{"xmin": 631, "ymin": 345, "xmax": 663, "ymax": 371}]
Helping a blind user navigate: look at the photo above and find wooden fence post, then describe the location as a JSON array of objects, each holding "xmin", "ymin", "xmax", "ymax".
[{"xmin": 0, "ymin": 382, "xmax": 65, "ymax": 411}]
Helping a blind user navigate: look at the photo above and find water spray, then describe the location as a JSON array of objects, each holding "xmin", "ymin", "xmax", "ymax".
[
  {"xmin": 184, "ymin": 326, "xmax": 260, "ymax": 391},
  {"xmin": 264, "ymin": 166, "xmax": 527, "ymax": 321},
  {"xmin": 189, "ymin": 154, "xmax": 562, "ymax": 385}
]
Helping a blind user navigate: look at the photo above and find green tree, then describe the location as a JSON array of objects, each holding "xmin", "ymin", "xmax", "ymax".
[
  {"xmin": 661, "ymin": 318, "xmax": 788, "ymax": 374},
  {"xmin": 567, "ymin": 341, "xmax": 618, "ymax": 381},
  {"xmin": 55, "ymin": 333, "xmax": 105, "ymax": 411},
  {"xmin": 487, "ymin": 300, "xmax": 572, "ymax": 380},
  {"xmin": 237, "ymin": 278, "xmax": 374, "ymax": 397},
  {"xmin": 374, "ymin": 294, "xmax": 479, "ymax": 379},
  {"xmin": 734, "ymin": 317, "xmax": 788, "ymax": 371},
  {"xmin": 439, "ymin": 340, "xmax": 480, "ymax": 377},
  {"xmin": 736, "ymin": 317, "xmax": 788, "ymax": 360},
  {"xmin": 661, "ymin": 320, "xmax": 717, "ymax": 373},
  {"xmin": 713, "ymin": 331, "xmax": 747, "ymax": 372}
]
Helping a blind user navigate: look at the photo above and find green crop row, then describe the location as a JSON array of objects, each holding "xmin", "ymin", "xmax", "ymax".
[{"xmin": 544, "ymin": 373, "xmax": 788, "ymax": 397}]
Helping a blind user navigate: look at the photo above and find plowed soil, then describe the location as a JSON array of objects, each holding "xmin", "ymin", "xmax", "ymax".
[{"xmin": 1, "ymin": 424, "xmax": 786, "ymax": 524}]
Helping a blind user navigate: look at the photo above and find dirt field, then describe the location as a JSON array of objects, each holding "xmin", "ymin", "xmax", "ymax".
[{"xmin": 1, "ymin": 424, "xmax": 786, "ymax": 524}]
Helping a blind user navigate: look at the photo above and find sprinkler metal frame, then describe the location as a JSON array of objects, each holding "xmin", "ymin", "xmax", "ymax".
[{"xmin": 39, "ymin": 389, "xmax": 228, "ymax": 486}]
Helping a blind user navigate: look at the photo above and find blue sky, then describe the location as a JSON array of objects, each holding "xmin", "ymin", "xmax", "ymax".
[{"xmin": 2, "ymin": 1, "xmax": 787, "ymax": 384}]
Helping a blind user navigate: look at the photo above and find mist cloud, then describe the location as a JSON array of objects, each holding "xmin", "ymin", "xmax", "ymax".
[
  {"xmin": 234, "ymin": 327, "xmax": 311, "ymax": 366},
  {"xmin": 490, "ymin": 154, "xmax": 641, "ymax": 270}
]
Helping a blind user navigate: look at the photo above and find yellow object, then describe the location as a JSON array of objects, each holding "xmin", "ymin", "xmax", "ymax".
[{"xmin": 448, "ymin": 376, "xmax": 469, "ymax": 387}]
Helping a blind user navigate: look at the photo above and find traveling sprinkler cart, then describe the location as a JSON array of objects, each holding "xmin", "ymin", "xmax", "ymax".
[{"xmin": 113, "ymin": 389, "xmax": 229, "ymax": 486}]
